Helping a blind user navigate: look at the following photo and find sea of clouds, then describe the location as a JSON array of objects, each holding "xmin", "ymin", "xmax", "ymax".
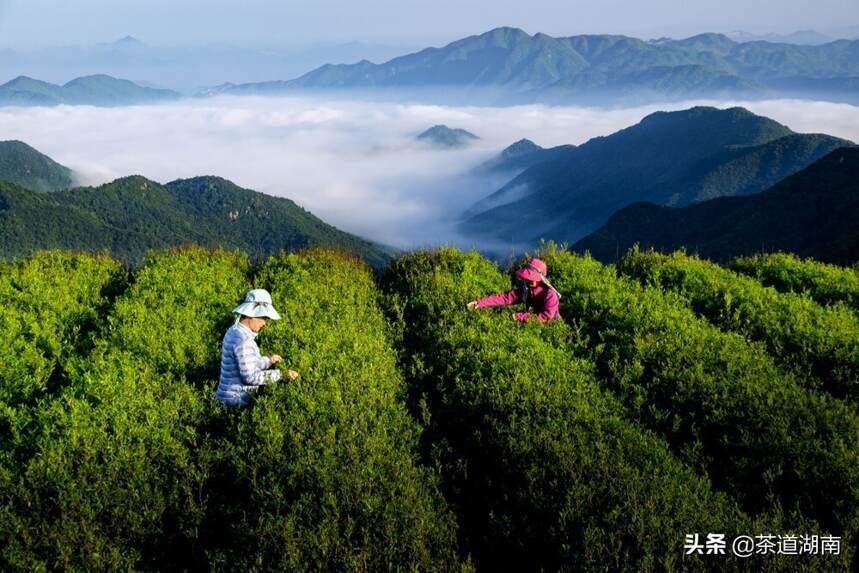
[{"xmin": 2, "ymin": 96, "xmax": 858, "ymax": 248}]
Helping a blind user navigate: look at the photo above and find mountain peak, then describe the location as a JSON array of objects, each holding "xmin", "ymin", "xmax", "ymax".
[
  {"xmin": 474, "ymin": 26, "xmax": 532, "ymax": 46},
  {"xmin": 636, "ymin": 107, "xmax": 792, "ymax": 147},
  {"xmin": 114, "ymin": 35, "xmax": 145, "ymax": 46},
  {"xmin": 502, "ymin": 139, "xmax": 543, "ymax": 158},
  {"xmin": 417, "ymin": 125, "xmax": 479, "ymax": 148},
  {"xmin": 2, "ymin": 75, "xmax": 50, "ymax": 88}
]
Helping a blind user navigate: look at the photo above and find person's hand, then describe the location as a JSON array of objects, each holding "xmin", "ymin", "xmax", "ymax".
[
  {"xmin": 270, "ymin": 355, "xmax": 282, "ymax": 364},
  {"xmin": 466, "ymin": 301, "xmax": 478, "ymax": 311},
  {"xmin": 286, "ymin": 369, "xmax": 300, "ymax": 381}
]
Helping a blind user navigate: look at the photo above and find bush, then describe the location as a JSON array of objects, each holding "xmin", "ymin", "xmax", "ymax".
[
  {"xmin": 540, "ymin": 246, "xmax": 859, "ymax": 538},
  {"xmin": 378, "ymin": 248, "xmax": 814, "ymax": 572},
  {"xmin": 205, "ymin": 249, "xmax": 464, "ymax": 571},
  {"xmin": 1, "ymin": 248, "xmax": 248, "ymax": 571},
  {"xmin": 101, "ymin": 246, "xmax": 251, "ymax": 381},
  {"xmin": 619, "ymin": 248, "xmax": 859, "ymax": 401},
  {"xmin": 0, "ymin": 251, "xmax": 125, "ymax": 409},
  {"xmin": 731, "ymin": 252, "xmax": 859, "ymax": 312},
  {"xmin": 2, "ymin": 352, "xmax": 212, "ymax": 571}
]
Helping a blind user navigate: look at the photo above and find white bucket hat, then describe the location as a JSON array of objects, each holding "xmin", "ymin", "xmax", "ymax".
[{"xmin": 233, "ymin": 288, "xmax": 281, "ymax": 320}]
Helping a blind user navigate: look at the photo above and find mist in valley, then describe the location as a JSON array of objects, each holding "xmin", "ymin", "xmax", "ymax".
[{"xmin": 2, "ymin": 94, "xmax": 858, "ymax": 250}]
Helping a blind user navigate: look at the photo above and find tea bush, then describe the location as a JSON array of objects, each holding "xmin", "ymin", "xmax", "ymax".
[
  {"xmin": 1, "ymin": 246, "xmax": 856, "ymax": 571},
  {"xmin": 2, "ymin": 352, "xmax": 212, "ymax": 571},
  {"xmin": 0, "ymin": 251, "xmax": 125, "ymax": 409},
  {"xmin": 540, "ymin": 246, "xmax": 859, "ymax": 538},
  {"xmin": 618, "ymin": 249, "xmax": 859, "ymax": 401},
  {"xmin": 101, "ymin": 246, "xmax": 252, "ymax": 381},
  {"xmin": 1, "ymin": 248, "xmax": 250, "ymax": 571},
  {"xmin": 205, "ymin": 249, "xmax": 464, "ymax": 571},
  {"xmin": 378, "ymin": 248, "xmax": 815, "ymax": 572},
  {"xmin": 731, "ymin": 253, "xmax": 859, "ymax": 312},
  {"xmin": 0, "ymin": 252, "xmax": 126, "ymax": 570}
]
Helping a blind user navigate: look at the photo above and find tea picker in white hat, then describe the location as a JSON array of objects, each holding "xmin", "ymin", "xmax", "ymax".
[{"xmin": 216, "ymin": 288, "xmax": 299, "ymax": 408}]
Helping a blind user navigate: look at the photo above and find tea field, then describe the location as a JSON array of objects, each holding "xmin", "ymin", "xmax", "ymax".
[{"xmin": 0, "ymin": 246, "xmax": 856, "ymax": 572}]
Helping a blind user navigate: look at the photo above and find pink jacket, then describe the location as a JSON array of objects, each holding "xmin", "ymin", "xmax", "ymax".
[{"xmin": 476, "ymin": 284, "xmax": 561, "ymax": 322}]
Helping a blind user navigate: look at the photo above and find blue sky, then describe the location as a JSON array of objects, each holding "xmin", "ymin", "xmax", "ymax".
[{"xmin": 1, "ymin": 0, "xmax": 858, "ymax": 48}]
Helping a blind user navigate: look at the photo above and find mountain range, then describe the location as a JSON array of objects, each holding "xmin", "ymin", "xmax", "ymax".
[
  {"xmin": 460, "ymin": 106, "xmax": 854, "ymax": 246},
  {"xmin": 0, "ymin": 36, "xmax": 416, "ymax": 93},
  {"xmin": 0, "ymin": 171, "xmax": 392, "ymax": 266},
  {"xmin": 0, "ymin": 74, "xmax": 180, "ymax": 106},
  {"xmin": 206, "ymin": 27, "xmax": 859, "ymax": 105},
  {"xmin": 0, "ymin": 141, "xmax": 75, "ymax": 192},
  {"xmin": 573, "ymin": 147, "xmax": 859, "ymax": 265}
]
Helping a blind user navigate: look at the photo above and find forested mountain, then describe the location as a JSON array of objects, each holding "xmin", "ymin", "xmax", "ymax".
[
  {"xmin": 0, "ymin": 175, "xmax": 393, "ymax": 266},
  {"xmin": 207, "ymin": 27, "xmax": 859, "ymax": 104},
  {"xmin": 460, "ymin": 106, "xmax": 854, "ymax": 245},
  {"xmin": 0, "ymin": 140, "xmax": 75, "ymax": 192},
  {"xmin": 0, "ymin": 74, "xmax": 180, "ymax": 106},
  {"xmin": 573, "ymin": 147, "xmax": 859, "ymax": 264}
]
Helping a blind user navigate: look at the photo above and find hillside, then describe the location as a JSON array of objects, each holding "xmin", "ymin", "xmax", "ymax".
[
  {"xmin": 1, "ymin": 245, "xmax": 857, "ymax": 570},
  {"xmin": 0, "ymin": 140, "xmax": 75, "ymax": 192},
  {"xmin": 0, "ymin": 74, "xmax": 180, "ymax": 106},
  {"xmin": 0, "ymin": 175, "xmax": 393, "ymax": 266},
  {"xmin": 460, "ymin": 106, "xmax": 854, "ymax": 245},
  {"xmin": 207, "ymin": 27, "xmax": 859, "ymax": 105},
  {"xmin": 573, "ymin": 147, "xmax": 859, "ymax": 264}
]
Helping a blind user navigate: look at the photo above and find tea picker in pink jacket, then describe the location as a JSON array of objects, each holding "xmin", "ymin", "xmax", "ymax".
[{"xmin": 467, "ymin": 258, "xmax": 561, "ymax": 321}]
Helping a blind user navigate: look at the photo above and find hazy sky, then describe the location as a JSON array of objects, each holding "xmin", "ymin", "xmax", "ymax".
[{"xmin": 1, "ymin": 0, "xmax": 858, "ymax": 48}]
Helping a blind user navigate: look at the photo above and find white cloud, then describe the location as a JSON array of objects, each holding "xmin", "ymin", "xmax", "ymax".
[{"xmin": 1, "ymin": 96, "xmax": 857, "ymax": 248}]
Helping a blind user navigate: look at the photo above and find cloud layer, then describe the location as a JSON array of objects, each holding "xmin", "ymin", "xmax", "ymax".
[{"xmin": 2, "ymin": 96, "xmax": 858, "ymax": 248}]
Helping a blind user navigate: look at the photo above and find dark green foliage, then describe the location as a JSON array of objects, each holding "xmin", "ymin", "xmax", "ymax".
[
  {"xmin": 0, "ymin": 140, "xmax": 75, "ymax": 193},
  {"xmin": 3, "ymin": 352, "xmax": 213, "ymax": 572},
  {"xmin": 618, "ymin": 248, "xmax": 859, "ymax": 401},
  {"xmin": 462, "ymin": 106, "xmax": 852, "ymax": 245},
  {"xmin": 208, "ymin": 249, "xmax": 463, "ymax": 571},
  {"xmin": 573, "ymin": 147, "xmax": 859, "ymax": 265},
  {"xmin": 0, "ymin": 175, "xmax": 393, "ymax": 268},
  {"xmin": 539, "ymin": 246, "xmax": 859, "ymax": 536},
  {"xmin": 165, "ymin": 177, "xmax": 394, "ymax": 268},
  {"xmin": 731, "ymin": 252, "xmax": 859, "ymax": 311},
  {"xmin": 379, "ymin": 247, "xmax": 806, "ymax": 572},
  {"xmin": 0, "ymin": 74, "xmax": 180, "ymax": 106}
]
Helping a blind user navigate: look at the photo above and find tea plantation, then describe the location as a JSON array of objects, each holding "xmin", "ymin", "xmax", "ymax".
[{"xmin": 0, "ymin": 246, "xmax": 855, "ymax": 572}]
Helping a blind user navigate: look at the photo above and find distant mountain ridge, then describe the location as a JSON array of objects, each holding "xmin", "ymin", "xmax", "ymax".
[
  {"xmin": 0, "ymin": 141, "xmax": 75, "ymax": 192},
  {"xmin": 0, "ymin": 74, "xmax": 180, "ymax": 106},
  {"xmin": 573, "ymin": 147, "xmax": 859, "ymax": 265},
  {"xmin": 206, "ymin": 27, "xmax": 859, "ymax": 105},
  {"xmin": 460, "ymin": 106, "xmax": 855, "ymax": 246},
  {"xmin": 0, "ymin": 175, "xmax": 393, "ymax": 266},
  {"xmin": 0, "ymin": 37, "xmax": 417, "ymax": 93}
]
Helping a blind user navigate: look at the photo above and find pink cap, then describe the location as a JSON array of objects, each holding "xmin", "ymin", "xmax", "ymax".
[{"xmin": 515, "ymin": 258, "xmax": 548, "ymax": 283}]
